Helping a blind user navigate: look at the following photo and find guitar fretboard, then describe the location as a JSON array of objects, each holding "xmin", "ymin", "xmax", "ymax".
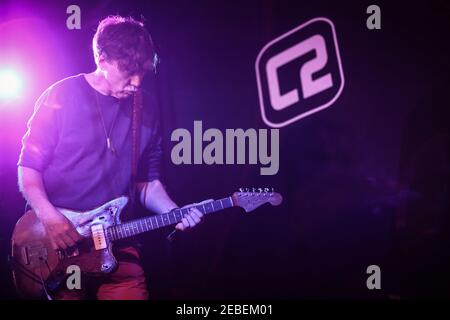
[{"xmin": 106, "ymin": 197, "xmax": 234, "ymax": 241}]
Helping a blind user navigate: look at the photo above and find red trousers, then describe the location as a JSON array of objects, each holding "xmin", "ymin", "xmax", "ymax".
[{"xmin": 53, "ymin": 246, "xmax": 149, "ymax": 300}]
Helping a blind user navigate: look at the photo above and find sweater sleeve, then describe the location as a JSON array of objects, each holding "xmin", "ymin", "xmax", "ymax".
[{"xmin": 17, "ymin": 87, "xmax": 61, "ymax": 172}]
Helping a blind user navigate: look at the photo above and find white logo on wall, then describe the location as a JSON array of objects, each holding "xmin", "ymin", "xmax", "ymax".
[{"xmin": 255, "ymin": 17, "xmax": 345, "ymax": 128}]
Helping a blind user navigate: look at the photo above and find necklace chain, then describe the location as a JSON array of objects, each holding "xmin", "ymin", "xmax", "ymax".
[{"xmin": 94, "ymin": 91, "xmax": 120, "ymax": 155}]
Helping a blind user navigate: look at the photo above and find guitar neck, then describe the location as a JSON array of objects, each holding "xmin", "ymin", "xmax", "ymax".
[{"xmin": 107, "ymin": 197, "xmax": 234, "ymax": 241}]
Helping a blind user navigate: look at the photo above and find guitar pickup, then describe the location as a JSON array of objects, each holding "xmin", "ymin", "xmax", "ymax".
[{"xmin": 91, "ymin": 224, "xmax": 107, "ymax": 250}]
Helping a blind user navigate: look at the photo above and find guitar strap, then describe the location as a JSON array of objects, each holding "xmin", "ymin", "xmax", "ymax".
[{"xmin": 129, "ymin": 90, "xmax": 143, "ymax": 210}]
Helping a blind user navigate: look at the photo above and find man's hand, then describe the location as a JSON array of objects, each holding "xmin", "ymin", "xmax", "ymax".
[
  {"xmin": 18, "ymin": 166, "xmax": 83, "ymax": 250},
  {"xmin": 175, "ymin": 199, "xmax": 213, "ymax": 231},
  {"xmin": 38, "ymin": 207, "xmax": 84, "ymax": 250}
]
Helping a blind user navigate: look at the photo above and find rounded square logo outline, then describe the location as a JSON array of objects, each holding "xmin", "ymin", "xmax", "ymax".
[{"xmin": 255, "ymin": 17, "xmax": 345, "ymax": 128}]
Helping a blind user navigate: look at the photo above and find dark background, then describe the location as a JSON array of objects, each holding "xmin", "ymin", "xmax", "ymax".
[{"xmin": 0, "ymin": 0, "xmax": 449, "ymax": 299}]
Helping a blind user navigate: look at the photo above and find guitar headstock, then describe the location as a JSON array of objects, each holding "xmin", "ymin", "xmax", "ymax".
[{"xmin": 231, "ymin": 188, "xmax": 283, "ymax": 213}]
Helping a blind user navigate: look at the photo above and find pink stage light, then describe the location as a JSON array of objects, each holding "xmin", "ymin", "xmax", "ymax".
[{"xmin": 0, "ymin": 67, "xmax": 23, "ymax": 103}]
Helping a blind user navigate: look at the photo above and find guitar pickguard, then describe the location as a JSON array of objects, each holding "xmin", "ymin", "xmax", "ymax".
[{"xmin": 11, "ymin": 196, "xmax": 129, "ymax": 299}]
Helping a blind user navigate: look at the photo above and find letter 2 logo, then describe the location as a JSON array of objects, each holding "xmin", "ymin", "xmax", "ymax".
[{"xmin": 256, "ymin": 17, "xmax": 345, "ymax": 128}]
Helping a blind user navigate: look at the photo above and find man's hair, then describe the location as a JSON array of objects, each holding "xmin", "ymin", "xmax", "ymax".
[{"xmin": 92, "ymin": 15, "xmax": 158, "ymax": 74}]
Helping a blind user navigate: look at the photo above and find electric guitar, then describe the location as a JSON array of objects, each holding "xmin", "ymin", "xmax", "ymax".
[{"xmin": 10, "ymin": 189, "xmax": 282, "ymax": 299}]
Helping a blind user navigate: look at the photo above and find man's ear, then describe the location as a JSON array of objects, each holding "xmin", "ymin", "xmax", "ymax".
[{"xmin": 97, "ymin": 53, "xmax": 109, "ymax": 71}]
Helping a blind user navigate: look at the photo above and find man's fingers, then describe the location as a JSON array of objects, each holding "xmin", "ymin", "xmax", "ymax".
[
  {"xmin": 192, "ymin": 208, "xmax": 204, "ymax": 218},
  {"xmin": 177, "ymin": 218, "xmax": 190, "ymax": 230},
  {"xmin": 174, "ymin": 205, "xmax": 206, "ymax": 232},
  {"xmin": 61, "ymin": 233, "xmax": 76, "ymax": 248},
  {"xmin": 191, "ymin": 214, "xmax": 201, "ymax": 224},
  {"xmin": 50, "ymin": 238, "xmax": 60, "ymax": 250},
  {"xmin": 68, "ymin": 229, "xmax": 83, "ymax": 242},
  {"xmin": 189, "ymin": 209, "xmax": 202, "ymax": 223},
  {"xmin": 175, "ymin": 222, "xmax": 185, "ymax": 231},
  {"xmin": 185, "ymin": 214, "xmax": 195, "ymax": 227},
  {"xmin": 55, "ymin": 238, "xmax": 68, "ymax": 250}
]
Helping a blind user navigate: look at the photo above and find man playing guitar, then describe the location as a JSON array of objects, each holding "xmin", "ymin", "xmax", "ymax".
[{"xmin": 16, "ymin": 15, "xmax": 204, "ymax": 300}]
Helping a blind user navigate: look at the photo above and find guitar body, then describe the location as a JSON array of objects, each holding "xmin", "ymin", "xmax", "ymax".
[
  {"xmin": 11, "ymin": 196, "xmax": 128, "ymax": 299},
  {"xmin": 10, "ymin": 189, "xmax": 282, "ymax": 299}
]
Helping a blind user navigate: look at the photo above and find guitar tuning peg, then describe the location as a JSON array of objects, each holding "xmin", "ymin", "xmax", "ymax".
[
  {"xmin": 258, "ymin": 188, "xmax": 263, "ymax": 193},
  {"xmin": 239, "ymin": 188, "xmax": 244, "ymax": 192},
  {"xmin": 264, "ymin": 188, "xmax": 269, "ymax": 193}
]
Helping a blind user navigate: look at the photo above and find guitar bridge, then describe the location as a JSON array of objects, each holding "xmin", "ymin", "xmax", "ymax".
[{"xmin": 22, "ymin": 244, "xmax": 48, "ymax": 267}]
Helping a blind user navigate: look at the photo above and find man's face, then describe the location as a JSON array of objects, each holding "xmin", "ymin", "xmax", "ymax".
[{"xmin": 100, "ymin": 58, "xmax": 149, "ymax": 99}]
